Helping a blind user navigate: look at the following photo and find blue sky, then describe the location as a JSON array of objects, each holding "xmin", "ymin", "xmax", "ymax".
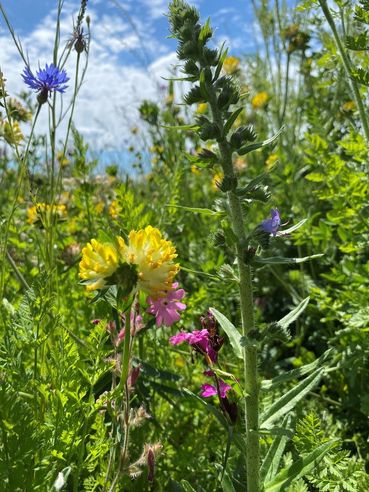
[{"xmin": 0, "ymin": 0, "xmax": 260, "ymax": 164}]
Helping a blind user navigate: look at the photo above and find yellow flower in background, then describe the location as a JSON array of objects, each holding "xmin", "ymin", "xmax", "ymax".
[
  {"xmin": 251, "ymin": 91, "xmax": 269, "ymax": 110},
  {"xmin": 191, "ymin": 165, "xmax": 200, "ymax": 175},
  {"xmin": 95, "ymin": 201, "xmax": 104, "ymax": 214},
  {"xmin": 119, "ymin": 226, "xmax": 179, "ymax": 297},
  {"xmin": 223, "ymin": 56, "xmax": 240, "ymax": 75},
  {"xmin": 196, "ymin": 103, "xmax": 208, "ymax": 114},
  {"xmin": 79, "ymin": 239, "xmax": 121, "ymax": 291},
  {"xmin": 265, "ymin": 153, "xmax": 279, "ymax": 169},
  {"xmin": 57, "ymin": 151, "xmax": 69, "ymax": 167},
  {"xmin": 342, "ymin": 101, "xmax": 356, "ymax": 112},
  {"xmin": 109, "ymin": 199, "xmax": 121, "ymax": 219},
  {"xmin": 27, "ymin": 203, "xmax": 67, "ymax": 225},
  {"xmin": 212, "ymin": 171, "xmax": 224, "ymax": 191},
  {"xmin": 1, "ymin": 120, "xmax": 24, "ymax": 146},
  {"xmin": 79, "ymin": 226, "xmax": 179, "ymax": 297}
]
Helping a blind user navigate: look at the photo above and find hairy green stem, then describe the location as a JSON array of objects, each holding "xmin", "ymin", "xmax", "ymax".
[
  {"xmin": 207, "ymin": 88, "xmax": 259, "ymax": 491},
  {"xmin": 318, "ymin": 0, "xmax": 369, "ymax": 142}
]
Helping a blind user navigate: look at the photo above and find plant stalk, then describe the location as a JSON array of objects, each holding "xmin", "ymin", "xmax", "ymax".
[
  {"xmin": 207, "ymin": 89, "xmax": 259, "ymax": 491},
  {"xmin": 318, "ymin": 0, "xmax": 369, "ymax": 142}
]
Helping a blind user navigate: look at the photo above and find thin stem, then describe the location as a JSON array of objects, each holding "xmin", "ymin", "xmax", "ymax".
[
  {"xmin": 318, "ymin": 0, "xmax": 369, "ymax": 142},
  {"xmin": 207, "ymin": 86, "xmax": 259, "ymax": 492}
]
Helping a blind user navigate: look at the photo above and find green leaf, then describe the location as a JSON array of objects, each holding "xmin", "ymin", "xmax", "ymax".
[
  {"xmin": 261, "ymin": 349, "xmax": 333, "ymax": 391},
  {"xmin": 209, "ymin": 307, "xmax": 243, "ymax": 360},
  {"xmin": 165, "ymin": 204, "xmax": 224, "ymax": 216},
  {"xmin": 180, "ymin": 480, "xmax": 197, "ymax": 492},
  {"xmin": 351, "ymin": 67, "xmax": 369, "ymax": 86},
  {"xmin": 213, "ymin": 43, "xmax": 228, "ymax": 81},
  {"xmin": 162, "ymin": 123, "xmax": 200, "ymax": 131},
  {"xmin": 199, "ymin": 17, "xmax": 212, "ymax": 43},
  {"xmin": 276, "ymin": 296, "xmax": 310, "ymax": 332},
  {"xmin": 279, "ymin": 219, "xmax": 307, "ymax": 234},
  {"xmin": 238, "ymin": 127, "xmax": 284, "ymax": 156},
  {"xmin": 260, "ymin": 368, "xmax": 324, "ymax": 428},
  {"xmin": 254, "ymin": 254, "xmax": 323, "ymax": 266},
  {"xmin": 223, "ymin": 107, "xmax": 244, "ymax": 136},
  {"xmin": 345, "ymin": 32, "xmax": 369, "ymax": 50},
  {"xmin": 260, "ymin": 415, "xmax": 292, "ymax": 483},
  {"xmin": 264, "ymin": 440, "xmax": 338, "ymax": 491}
]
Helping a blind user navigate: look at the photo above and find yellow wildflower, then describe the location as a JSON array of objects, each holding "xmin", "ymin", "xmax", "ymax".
[
  {"xmin": 95, "ymin": 201, "xmax": 104, "ymax": 214},
  {"xmin": 196, "ymin": 103, "xmax": 208, "ymax": 114},
  {"xmin": 119, "ymin": 226, "xmax": 179, "ymax": 297},
  {"xmin": 1, "ymin": 120, "xmax": 24, "ymax": 146},
  {"xmin": 212, "ymin": 172, "xmax": 224, "ymax": 191},
  {"xmin": 79, "ymin": 226, "xmax": 179, "ymax": 296},
  {"xmin": 27, "ymin": 203, "xmax": 67, "ymax": 225},
  {"xmin": 223, "ymin": 56, "xmax": 240, "ymax": 75},
  {"xmin": 57, "ymin": 151, "xmax": 69, "ymax": 167},
  {"xmin": 79, "ymin": 239, "xmax": 122, "ymax": 291},
  {"xmin": 342, "ymin": 101, "xmax": 356, "ymax": 112},
  {"xmin": 191, "ymin": 165, "xmax": 200, "ymax": 175},
  {"xmin": 265, "ymin": 154, "xmax": 279, "ymax": 169},
  {"xmin": 109, "ymin": 199, "xmax": 121, "ymax": 219},
  {"xmin": 251, "ymin": 91, "xmax": 269, "ymax": 110}
]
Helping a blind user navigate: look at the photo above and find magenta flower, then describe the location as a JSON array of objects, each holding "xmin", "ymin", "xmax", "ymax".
[
  {"xmin": 147, "ymin": 282, "xmax": 186, "ymax": 327},
  {"xmin": 169, "ymin": 328, "xmax": 217, "ymax": 363},
  {"xmin": 201, "ymin": 380, "xmax": 232, "ymax": 398}
]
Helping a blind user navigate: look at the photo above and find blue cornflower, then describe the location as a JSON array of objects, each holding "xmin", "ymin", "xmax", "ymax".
[
  {"xmin": 22, "ymin": 63, "xmax": 69, "ymax": 104},
  {"xmin": 260, "ymin": 208, "xmax": 281, "ymax": 236}
]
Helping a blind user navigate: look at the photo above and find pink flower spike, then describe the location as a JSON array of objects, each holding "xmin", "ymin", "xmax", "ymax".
[{"xmin": 147, "ymin": 283, "xmax": 186, "ymax": 327}]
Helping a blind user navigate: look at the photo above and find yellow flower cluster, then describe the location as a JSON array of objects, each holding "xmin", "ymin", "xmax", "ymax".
[
  {"xmin": 251, "ymin": 91, "xmax": 269, "ymax": 110},
  {"xmin": 222, "ymin": 56, "xmax": 240, "ymax": 75},
  {"xmin": 0, "ymin": 120, "xmax": 24, "ymax": 146},
  {"xmin": 27, "ymin": 203, "xmax": 67, "ymax": 225},
  {"xmin": 79, "ymin": 226, "xmax": 179, "ymax": 296}
]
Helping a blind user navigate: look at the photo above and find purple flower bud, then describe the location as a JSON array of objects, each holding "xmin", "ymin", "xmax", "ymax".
[{"xmin": 260, "ymin": 208, "xmax": 281, "ymax": 236}]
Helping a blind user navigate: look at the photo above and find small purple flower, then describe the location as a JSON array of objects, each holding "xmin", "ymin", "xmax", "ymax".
[
  {"xmin": 147, "ymin": 282, "xmax": 186, "ymax": 327},
  {"xmin": 201, "ymin": 380, "xmax": 232, "ymax": 398},
  {"xmin": 260, "ymin": 208, "xmax": 281, "ymax": 236},
  {"xmin": 22, "ymin": 63, "xmax": 69, "ymax": 104}
]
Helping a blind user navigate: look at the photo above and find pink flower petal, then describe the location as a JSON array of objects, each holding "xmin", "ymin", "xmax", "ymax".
[{"xmin": 201, "ymin": 384, "xmax": 217, "ymax": 397}]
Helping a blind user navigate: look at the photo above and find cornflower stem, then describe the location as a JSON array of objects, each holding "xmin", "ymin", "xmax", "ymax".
[
  {"xmin": 318, "ymin": 0, "xmax": 369, "ymax": 142},
  {"xmin": 207, "ymin": 87, "xmax": 259, "ymax": 491}
]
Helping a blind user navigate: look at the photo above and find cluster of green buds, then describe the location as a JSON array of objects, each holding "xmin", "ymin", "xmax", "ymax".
[{"xmin": 168, "ymin": 0, "xmax": 280, "ymax": 191}]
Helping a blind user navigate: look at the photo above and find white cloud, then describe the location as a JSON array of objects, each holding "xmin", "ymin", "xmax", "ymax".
[{"xmin": 0, "ymin": 1, "xmax": 173, "ymax": 152}]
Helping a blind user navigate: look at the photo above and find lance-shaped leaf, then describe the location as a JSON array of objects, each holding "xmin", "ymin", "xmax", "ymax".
[
  {"xmin": 223, "ymin": 107, "xmax": 244, "ymax": 136},
  {"xmin": 269, "ymin": 296, "xmax": 310, "ymax": 340},
  {"xmin": 260, "ymin": 368, "xmax": 324, "ymax": 428},
  {"xmin": 276, "ymin": 218, "xmax": 307, "ymax": 235},
  {"xmin": 254, "ymin": 254, "xmax": 323, "ymax": 266},
  {"xmin": 264, "ymin": 440, "xmax": 338, "ymax": 492},
  {"xmin": 238, "ymin": 127, "xmax": 284, "ymax": 156},
  {"xmin": 209, "ymin": 307, "xmax": 243, "ymax": 359},
  {"xmin": 166, "ymin": 204, "xmax": 224, "ymax": 217},
  {"xmin": 261, "ymin": 348, "xmax": 333, "ymax": 391},
  {"xmin": 162, "ymin": 123, "xmax": 200, "ymax": 131},
  {"xmin": 260, "ymin": 415, "xmax": 292, "ymax": 483}
]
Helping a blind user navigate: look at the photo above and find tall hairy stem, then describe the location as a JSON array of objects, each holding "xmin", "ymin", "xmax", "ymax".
[{"xmin": 207, "ymin": 87, "xmax": 260, "ymax": 492}]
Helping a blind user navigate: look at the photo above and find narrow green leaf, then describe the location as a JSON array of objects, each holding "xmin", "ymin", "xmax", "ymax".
[
  {"xmin": 209, "ymin": 307, "xmax": 243, "ymax": 359},
  {"xmin": 255, "ymin": 254, "xmax": 323, "ymax": 266},
  {"xmin": 213, "ymin": 43, "xmax": 228, "ymax": 81},
  {"xmin": 162, "ymin": 123, "xmax": 200, "ymax": 131},
  {"xmin": 279, "ymin": 218, "xmax": 307, "ymax": 234},
  {"xmin": 165, "ymin": 204, "xmax": 224, "ymax": 216},
  {"xmin": 223, "ymin": 107, "xmax": 244, "ymax": 136},
  {"xmin": 260, "ymin": 415, "xmax": 292, "ymax": 483},
  {"xmin": 238, "ymin": 127, "xmax": 284, "ymax": 156},
  {"xmin": 180, "ymin": 480, "xmax": 197, "ymax": 492},
  {"xmin": 264, "ymin": 440, "xmax": 338, "ymax": 491},
  {"xmin": 260, "ymin": 368, "xmax": 324, "ymax": 428},
  {"xmin": 261, "ymin": 349, "xmax": 333, "ymax": 391},
  {"xmin": 277, "ymin": 296, "xmax": 310, "ymax": 331}
]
